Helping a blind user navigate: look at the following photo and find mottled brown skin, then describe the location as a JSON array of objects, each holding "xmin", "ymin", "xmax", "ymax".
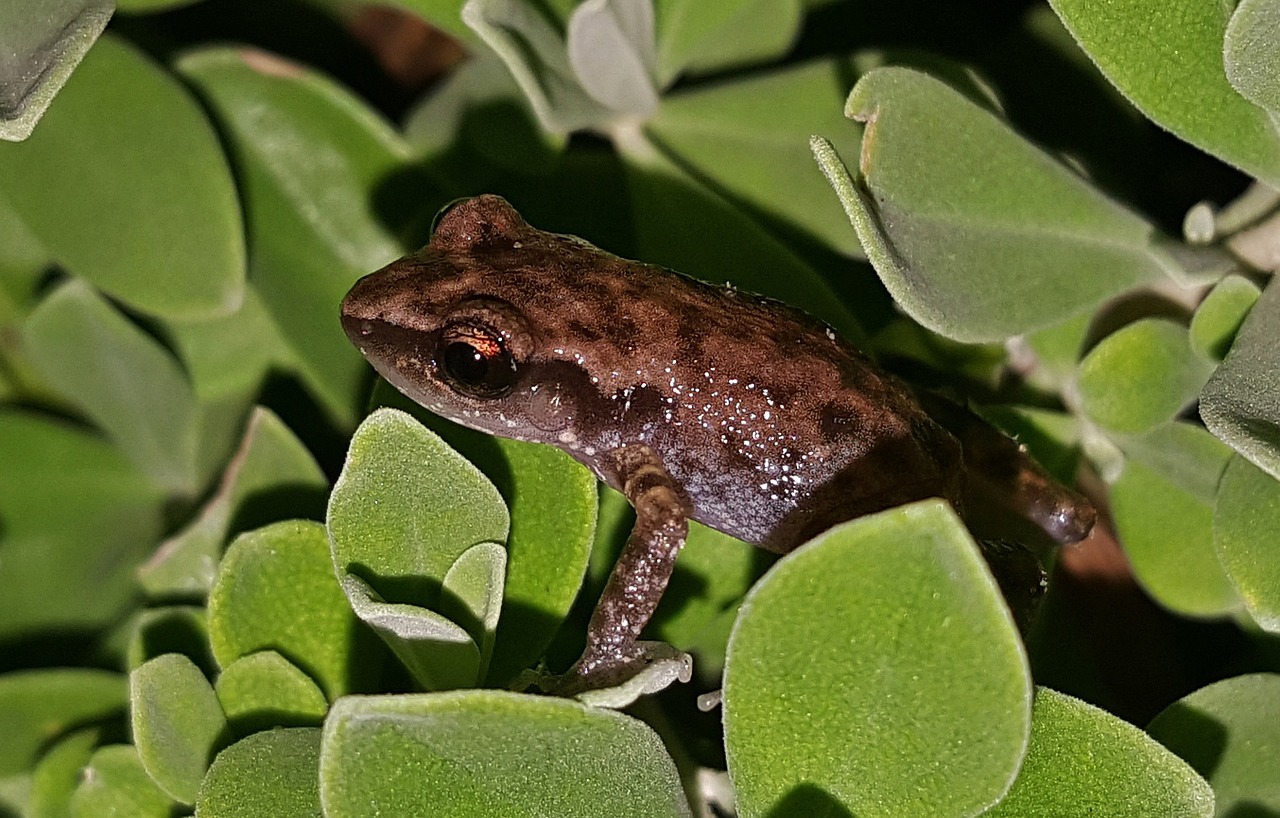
[{"xmin": 340, "ymin": 195, "xmax": 1095, "ymax": 693}]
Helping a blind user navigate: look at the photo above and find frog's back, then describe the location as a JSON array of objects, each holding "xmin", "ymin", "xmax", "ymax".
[{"xmin": 472, "ymin": 236, "xmax": 965, "ymax": 551}]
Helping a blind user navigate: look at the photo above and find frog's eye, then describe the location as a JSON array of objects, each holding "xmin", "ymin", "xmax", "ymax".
[{"xmin": 436, "ymin": 323, "xmax": 517, "ymax": 399}]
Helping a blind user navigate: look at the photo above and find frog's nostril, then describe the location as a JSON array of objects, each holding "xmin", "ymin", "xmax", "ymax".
[{"xmin": 358, "ymin": 319, "xmax": 375, "ymax": 337}]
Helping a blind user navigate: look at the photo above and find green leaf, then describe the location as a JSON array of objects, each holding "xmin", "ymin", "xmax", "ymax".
[
  {"xmin": 339, "ymin": 573, "xmax": 481, "ymax": 690},
  {"xmin": 70, "ymin": 745, "xmax": 174, "ymax": 818},
  {"xmin": 0, "ymin": 670, "xmax": 123, "ymax": 778},
  {"xmin": 463, "ymin": 0, "xmax": 614, "ymax": 134},
  {"xmin": 1077, "ymin": 319, "xmax": 1213, "ymax": 435},
  {"xmin": 167, "ymin": 285, "xmax": 291, "ymax": 404},
  {"xmin": 0, "ymin": 0, "xmax": 111, "ymax": 141},
  {"xmin": 130, "ymin": 653, "xmax": 228, "ymax": 805},
  {"xmin": 723, "ymin": 500, "xmax": 1031, "ymax": 818},
  {"xmin": 1110, "ymin": 423, "xmax": 1239, "ymax": 617},
  {"xmin": 23, "ymin": 280, "xmax": 202, "ymax": 494},
  {"xmin": 986, "ymin": 687, "xmax": 1214, "ymax": 817},
  {"xmin": 378, "ymin": 388, "xmax": 598, "ymax": 687},
  {"xmin": 126, "ymin": 606, "xmax": 212, "ymax": 672},
  {"xmin": 177, "ymin": 47, "xmax": 411, "ymax": 427},
  {"xmin": 385, "ymin": 0, "xmax": 474, "ymax": 43},
  {"xmin": 1190, "ymin": 273, "xmax": 1261, "ymax": 361},
  {"xmin": 648, "ymin": 57, "xmax": 866, "ymax": 256},
  {"xmin": 0, "ymin": 34, "xmax": 245, "ymax": 319},
  {"xmin": 811, "ymin": 67, "xmax": 1167, "ymax": 342},
  {"xmin": 208, "ymin": 520, "xmax": 380, "ymax": 699},
  {"xmin": 140, "ymin": 407, "xmax": 328, "ymax": 597},
  {"xmin": 1225, "ymin": 0, "xmax": 1280, "ymax": 113},
  {"xmin": 653, "ymin": 0, "xmax": 801, "ymax": 84},
  {"xmin": 439, "ymin": 543, "xmax": 506, "ymax": 676},
  {"xmin": 1214, "ymin": 456, "xmax": 1280, "ymax": 632},
  {"xmin": 486, "ymin": 438, "xmax": 597, "ymax": 684},
  {"xmin": 1050, "ymin": 0, "xmax": 1280, "ymax": 186},
  {"xmin": 402, "ymin": 51, "xmax": 558, "ymax": 174},
  {"xmin": 28, "ymin": 727, "xmax": 99, "ymax": 818},
  {"xmin": 566, "ymin": 0, "xmax": 659, "ymax": 117},
  {"xmin": 214, "ymin": 652, "xmax": 330, "ymax": 734},
  {"xmin": 319, "ymin": 691, "xmax": 691, "ymax": 817},
  {"xmin": 1149, "ymin": 673, "xmax": 1280, "ymax": 816},
  {"xmin": 1201, "ymin": 276, "xmax": 1280, "ymax": 481},
  {"xmin": 328, "ymin": 408, "xmax": 509, "ymax": 607},
  {"xmin": 0, "ymin": 410, "xmax": 164, "ymax": 638},
  {"xmin": 197, "ymin": 728, "xmax": 322, "ymax": 818}
]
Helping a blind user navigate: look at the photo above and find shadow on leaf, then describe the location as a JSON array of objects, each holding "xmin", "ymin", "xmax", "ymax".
[{"xmin": 764, "ymin": 784, "xmax": 856, "ymax": 818}]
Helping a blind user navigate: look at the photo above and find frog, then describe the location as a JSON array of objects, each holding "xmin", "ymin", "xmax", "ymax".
[{"xmin": 340, "ymin": 194, "xmax": 1096, "ymax": 694}]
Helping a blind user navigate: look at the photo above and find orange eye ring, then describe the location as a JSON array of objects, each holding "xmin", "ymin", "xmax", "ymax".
[{"xmin": 436, "ymin": 323, "xmax": 517, "ymax": 399}]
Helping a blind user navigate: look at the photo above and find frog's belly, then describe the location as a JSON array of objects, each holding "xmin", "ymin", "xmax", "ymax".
[{"xmin": 665, "ymin": 426, "xmax": 962, "ymax": 553}]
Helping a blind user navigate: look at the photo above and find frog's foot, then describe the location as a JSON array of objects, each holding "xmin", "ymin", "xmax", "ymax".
[{"xmin": 516, "ymin": 642, "xmax": 692, "ymax": 708}]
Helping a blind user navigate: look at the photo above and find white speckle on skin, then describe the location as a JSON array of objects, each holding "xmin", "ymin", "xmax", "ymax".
[{"xmin": 558, "ymin": 430, "xmax": 578, "ymax": 444}]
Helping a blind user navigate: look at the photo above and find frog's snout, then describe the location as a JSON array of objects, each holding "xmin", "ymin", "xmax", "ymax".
[{"xmin": 340, "ymin": 273, "xmax": 388, "ymax": 345}]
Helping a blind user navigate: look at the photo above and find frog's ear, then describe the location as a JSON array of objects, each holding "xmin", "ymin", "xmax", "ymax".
[{"xmin": 431, "ymin": 195, "xmax": 528, "ymax": 250}]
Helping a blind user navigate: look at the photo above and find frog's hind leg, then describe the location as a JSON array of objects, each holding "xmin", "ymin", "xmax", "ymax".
[
  {"xmin": 920, "ymin": 392, "xmax": 1097, "ymax": 547},
  {"xmin": 556, "ymin": 444, "xmax": 692, "ymax": 694}
]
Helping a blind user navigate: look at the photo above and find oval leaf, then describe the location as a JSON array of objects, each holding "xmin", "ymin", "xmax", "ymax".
[
  {"xmin": 1077, "ymin": 319, "xmax": 1213, "ymax": 435},
  {"xmin": 723, "ymin": 500, "xmax": 1031, "ymax": 818},
  {"xmin": 208, "ymin": 520, "xmax": 379, "ymax": 699},
  {"xmin": 650, "ymin": 57, "xmax": 867, "ymax": 256},
  {"xmin": 126, "ymin": 606, "xmax": 213, "ymax": 672},
  {"xmin": 328, "ymin": 408, "xmax": 509, "ymax": 608},
  {"xmin": 1050, "ymin": 0, "xmax": 1280, "ymax": 185},
  {"xmin": 1149, "ymin": 673, "xmax": 1280, "ymax": 816},
  {"xmin": 214, "ymin": 652, "xmax": 330, "ymax": 734},
  {"xmin": 1201, "ymin": 276, "xmax": 1280, "ymax": 481},
  {"xmin": 0, "ymin": 0, "xmax": 111, "ymax": 141},
  {"xmin": 987, "ymin": 687, "xmax": 1214, "ymax": 817},
  {"xmin": 1225, "ymin": 0, "xmax": 1280, "ymax": 113},
  {"xmin": 131, "ymin": 653, "xmax": 228, "ymax": 805},
  {"xmin": 339, "ymin": 573, "xmax": 480, "ymax": 691},
  {"xmin": 0, "ymin": 669, "xmax": 124, "ymax": 776},
  {"xmin": 812, "ymin": 67, "xmax": 1167, "ymax": 342},
  {"xmin": 0, "ymin": 34, "xmax": 245, "ymax": 318},
  {"xmin": 319, "ymin": 691, "xmax": 691, "ymax": 817},
  {"xmin": 1110, "ymin": 423, "xmax": 1239, "ymax": 617},
  {"xmin": 1190, "ymin": 273, "xmax": 1261, "ymax": 361},
  {"xmin": 1214, "ymin": 455, "xmax": 1280, "ymax": 631},
  {"xmin": 463, "ymin": 0, "xmax": 614, "ymax": 133},
  {"xmin": 139, "ymin": 406, "xmax": 328, "ymax": 598},
  {"xmin": 23, "ymin": 279, "xmax": 202, "ymax": 493},
  {"xmin": 177, "ymin": 46, "xmax": 410, "ymax": 427},
  {"xmin": 440, "ymin": 542, "xmax": 506, "ymax": 674},
  {"xmin": 653, "ymin": 0, "xmax": 801, "ymax": 84},
  {"xmin": 567, "ymin": 0, "xmax": 658, "ymax": 116},
  {"xmin": 29, "ymin": 727, "xmax": 100, "ymax": 818},
  {"xmin": 198, "ymin": 728, "xmax": 322, "ymax": 818},
  {"xmin": 378, "ymin": 387, "xmax": 598, "ymax": 687},
  {"xmin": 0, "ymin": 410, "xmax": 164, "ymax": 638},
  {"xmin": 70, "ymin": 745, "xmax": 174, "ymax": 818}
]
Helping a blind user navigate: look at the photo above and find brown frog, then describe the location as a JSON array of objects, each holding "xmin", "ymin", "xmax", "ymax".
[{"xmin": 340, "ymin": 195, "xmax": 1095, "ymax": 693}]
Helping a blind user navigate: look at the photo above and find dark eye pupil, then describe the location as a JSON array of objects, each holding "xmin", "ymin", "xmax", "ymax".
[
  {"xmin": 443, "ymin": 341, "xmax": 489, "ymax": 384},
  {"xmin": 437, "ymin": 326, "xmax": 516, "ymax": 398}
]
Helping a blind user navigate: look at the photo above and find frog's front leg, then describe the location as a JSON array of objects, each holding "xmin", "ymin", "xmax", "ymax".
[{"xmin": 558, "ymin": 444, "xmax": 691, "ymax": 694}]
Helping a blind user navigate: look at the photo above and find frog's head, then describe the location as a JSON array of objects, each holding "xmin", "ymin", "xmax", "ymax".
[{"xmin": 340, "ymin": 195, "xmax": 607, "ymax": 448}]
